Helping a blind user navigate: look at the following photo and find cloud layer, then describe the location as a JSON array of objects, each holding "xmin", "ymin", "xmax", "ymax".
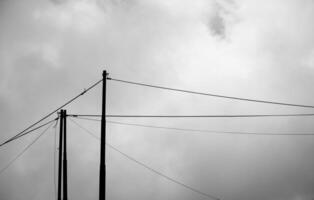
[{"xmin": 0, "ymin": 0, "xmax": 314, "ymax": 200}]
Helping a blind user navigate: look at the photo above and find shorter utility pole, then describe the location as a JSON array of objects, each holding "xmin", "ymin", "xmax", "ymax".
[
  {"xmin": 63, "ymin": 110, "xmax": 68, "ymax": 200},
  {"xmin": 57, "ymin": 109, "xmax": 68, "ymax": 200},
  {"xmin": 58, "ymin": 110, "xmax": 64, "ymax": 200}
]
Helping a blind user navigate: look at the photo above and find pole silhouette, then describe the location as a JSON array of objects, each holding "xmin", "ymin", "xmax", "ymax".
[
  {"xmin": 99, "ymin": 71, "xmax": 107, "ymax": 200},
  {"xmin": 58, "ymin": 110, "xmax": 64, "ymax": 200},
  {"xmin": 63, "ymin": 110, "xmax": 68, "ymax": 200},
  {"xmin": 57, "ymin": 110, "xmax": 68, "ymax": 200}
]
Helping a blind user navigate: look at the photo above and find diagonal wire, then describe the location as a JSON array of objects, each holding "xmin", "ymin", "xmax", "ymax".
[
  {"xmin": 108, "ymin": 77, "xmax": 314, "ymax": 109},
  {"xmin": 72, "ymin": 116, "xmax": 314, "ymax": 136},
  {"xmin": 68, "ymin": 118, "xmax": 99, "ymax": 139},
  {"xmin": 0, "ymin": 120, "xmax": 55, "ymax": 176},
  {"xmin": 69, "ymin": 118, "xmax": 221, "ymax": 200},
  {"xmin": 53, "ymin": 118, "xmax": 59, "ymax": 200},
  {"xmin": 106, "ymin": 143, "xmax": 220, "ymax": 200},
  {"xmin": 0, "ymin": 118, "xmax": 59, "ymax": 147},
  {"xmin": 0, "ymin": 78, "xmax": 102, "ymax": 148}
]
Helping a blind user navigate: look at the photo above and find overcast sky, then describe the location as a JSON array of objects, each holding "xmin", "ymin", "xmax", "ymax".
[{"xmin": 1, "ymin": 0, "xmax": 314, "ymax": 200}]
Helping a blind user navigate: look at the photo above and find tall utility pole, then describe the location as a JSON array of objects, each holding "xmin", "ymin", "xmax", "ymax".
[
  {"xmin": 58, "ymin": 109, "xmax": 68, "ymax": 200},
  {"xmin": 99, "ymin": 71, "xmax": 107, "ymax": 200}
]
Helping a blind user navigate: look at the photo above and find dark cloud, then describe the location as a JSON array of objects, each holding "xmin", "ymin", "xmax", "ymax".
[
  {"xmin": 49, "ymin": 0, "xmax": 67, "ymax": 5},
  {"xmin": 209, "ymin": 13, "xmax": 225, "ymax": 37}
]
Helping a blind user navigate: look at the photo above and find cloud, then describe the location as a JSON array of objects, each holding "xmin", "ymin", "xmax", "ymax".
[
  {"xmin": 0, "ymin": 0, "xmax": 314, "ymax": 200},
  {"xmin": 33, "ymin": 0, "xmax": 105, "ymax": 33}
]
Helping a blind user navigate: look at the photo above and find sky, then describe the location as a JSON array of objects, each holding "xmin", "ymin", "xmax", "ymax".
[{"xmin": 0, "ymin": 0, "xmax": 314, "ymax": 200}]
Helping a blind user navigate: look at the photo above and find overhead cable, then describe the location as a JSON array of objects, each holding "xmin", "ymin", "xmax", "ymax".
[
  {"xmin": 108, "ymin": 77, "xmax": 314, "ymax": 109},
  {"xmin": 105, "ymin": 114, "xmax": 314, "ymax": 118},
  {"xmin": 53, "ymin": 119, "xmax": 59, "ymax": 200},
  {"xmin": 0, "ymin": 118, "xmax": 59, "ymax": 147},
  {"xmin": 68, "ymin": 118, "xmax": 99, "ymax": 140},
  {"xmin": 0, "ymin": 121, "xmax": 54, "ymax": 176},
  {"xmin": 74, "ymin": 117, "xmax": 314, "ymax": 136},
  {"xmin": 0, "ymin": 78, "xmax": 102, "ymax": 148},
  {"xmin": 67, "ymin": 113, "xmax": 314, "ymax": 118},
  {"xmin": 69, "ymin": 119, "xmax": 220, "ymax": 200},
  {"xmin": 107, "ymin": 143, "xmax": 220, "ymax": 200}
]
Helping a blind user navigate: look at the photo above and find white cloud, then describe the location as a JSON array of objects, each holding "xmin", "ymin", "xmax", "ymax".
[
  {"xmin": 302, "ymin": 49, "xmax": 314, "ymax": 68},
  {"xmin": 33, "ymin": 0, "xmax": 105, "ymax": 33},
  {"xmin": 21, "ymin": 42, "xmax": 61, "ymax": 67}
]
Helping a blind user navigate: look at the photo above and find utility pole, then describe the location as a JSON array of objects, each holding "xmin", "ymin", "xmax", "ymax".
[
  {"xmin": 58, "ymin": 110, "xmax": 64, "ymax": 200},
  {"xmin": 99, "ymin": 71, "xmax": 107, "ymax": 200},
  {"xmin": 57, "ymin": 109, "xmax": 68, "ymax": 200},
  {"xmin": 63, "ymin": 110, "xmax": 68, "ymax": 200}
]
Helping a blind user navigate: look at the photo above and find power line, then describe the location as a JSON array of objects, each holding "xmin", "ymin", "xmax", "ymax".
[
  {"xmin": 0, "ymin": 120, "xmax": 54, "ymax": 176},
  {"xmin": 0, "ymin": 118, "xmax": 59, "ymax": 147},
  {"xmin": 53, "ymin": 119, "xmax": 59, "ymax": 200},
  {"xmin": 108, "ymin": 77, "xmax": 314, "ymax": 109},
  {"xmin": 69, "ymin": 118, "xmax": 100, "ymax": 140},
  {"xmin": 67, "ymin": 113, "xmax": 314, "ymax": 118},
  {"xmin": 74, "ymin": 117, "xmax": 314, "ymax": 136},
  {"xmin": 105, "ymin": 114, "xmax": 314, "ymax": 118},
  {"xmin": 107, "ymin": 144, "xmax": 220, "ymax": 200},
  {"xmin": 69, "ymin": 119, "xmax": 220, "ymax": 200},
  {"xmin": 0, "ymin": 78, "xmax": 102, "ymax": 148}
]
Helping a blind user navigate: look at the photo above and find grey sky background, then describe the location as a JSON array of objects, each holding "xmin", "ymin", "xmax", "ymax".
[{"xmin": 1, "ymin": 0, "xmax": 314, "ymax": 200}]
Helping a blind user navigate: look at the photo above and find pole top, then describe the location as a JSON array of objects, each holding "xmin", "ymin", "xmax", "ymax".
[{"xmin": 102, "ymin": 70, "xmax": 109, "ymax": 77}]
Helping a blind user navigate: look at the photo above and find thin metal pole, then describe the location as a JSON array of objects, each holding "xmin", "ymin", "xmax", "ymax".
[
  {"xmin": 63, "ymin": 110, "xmax": 68, "ymax": 200},
  {"xmin": 99, "ymin": 71, "xmax": 107, "ymax": 200},
  {"xmin": 57, "ymin": 110, "xmax": 64, "ymax": 200}
]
